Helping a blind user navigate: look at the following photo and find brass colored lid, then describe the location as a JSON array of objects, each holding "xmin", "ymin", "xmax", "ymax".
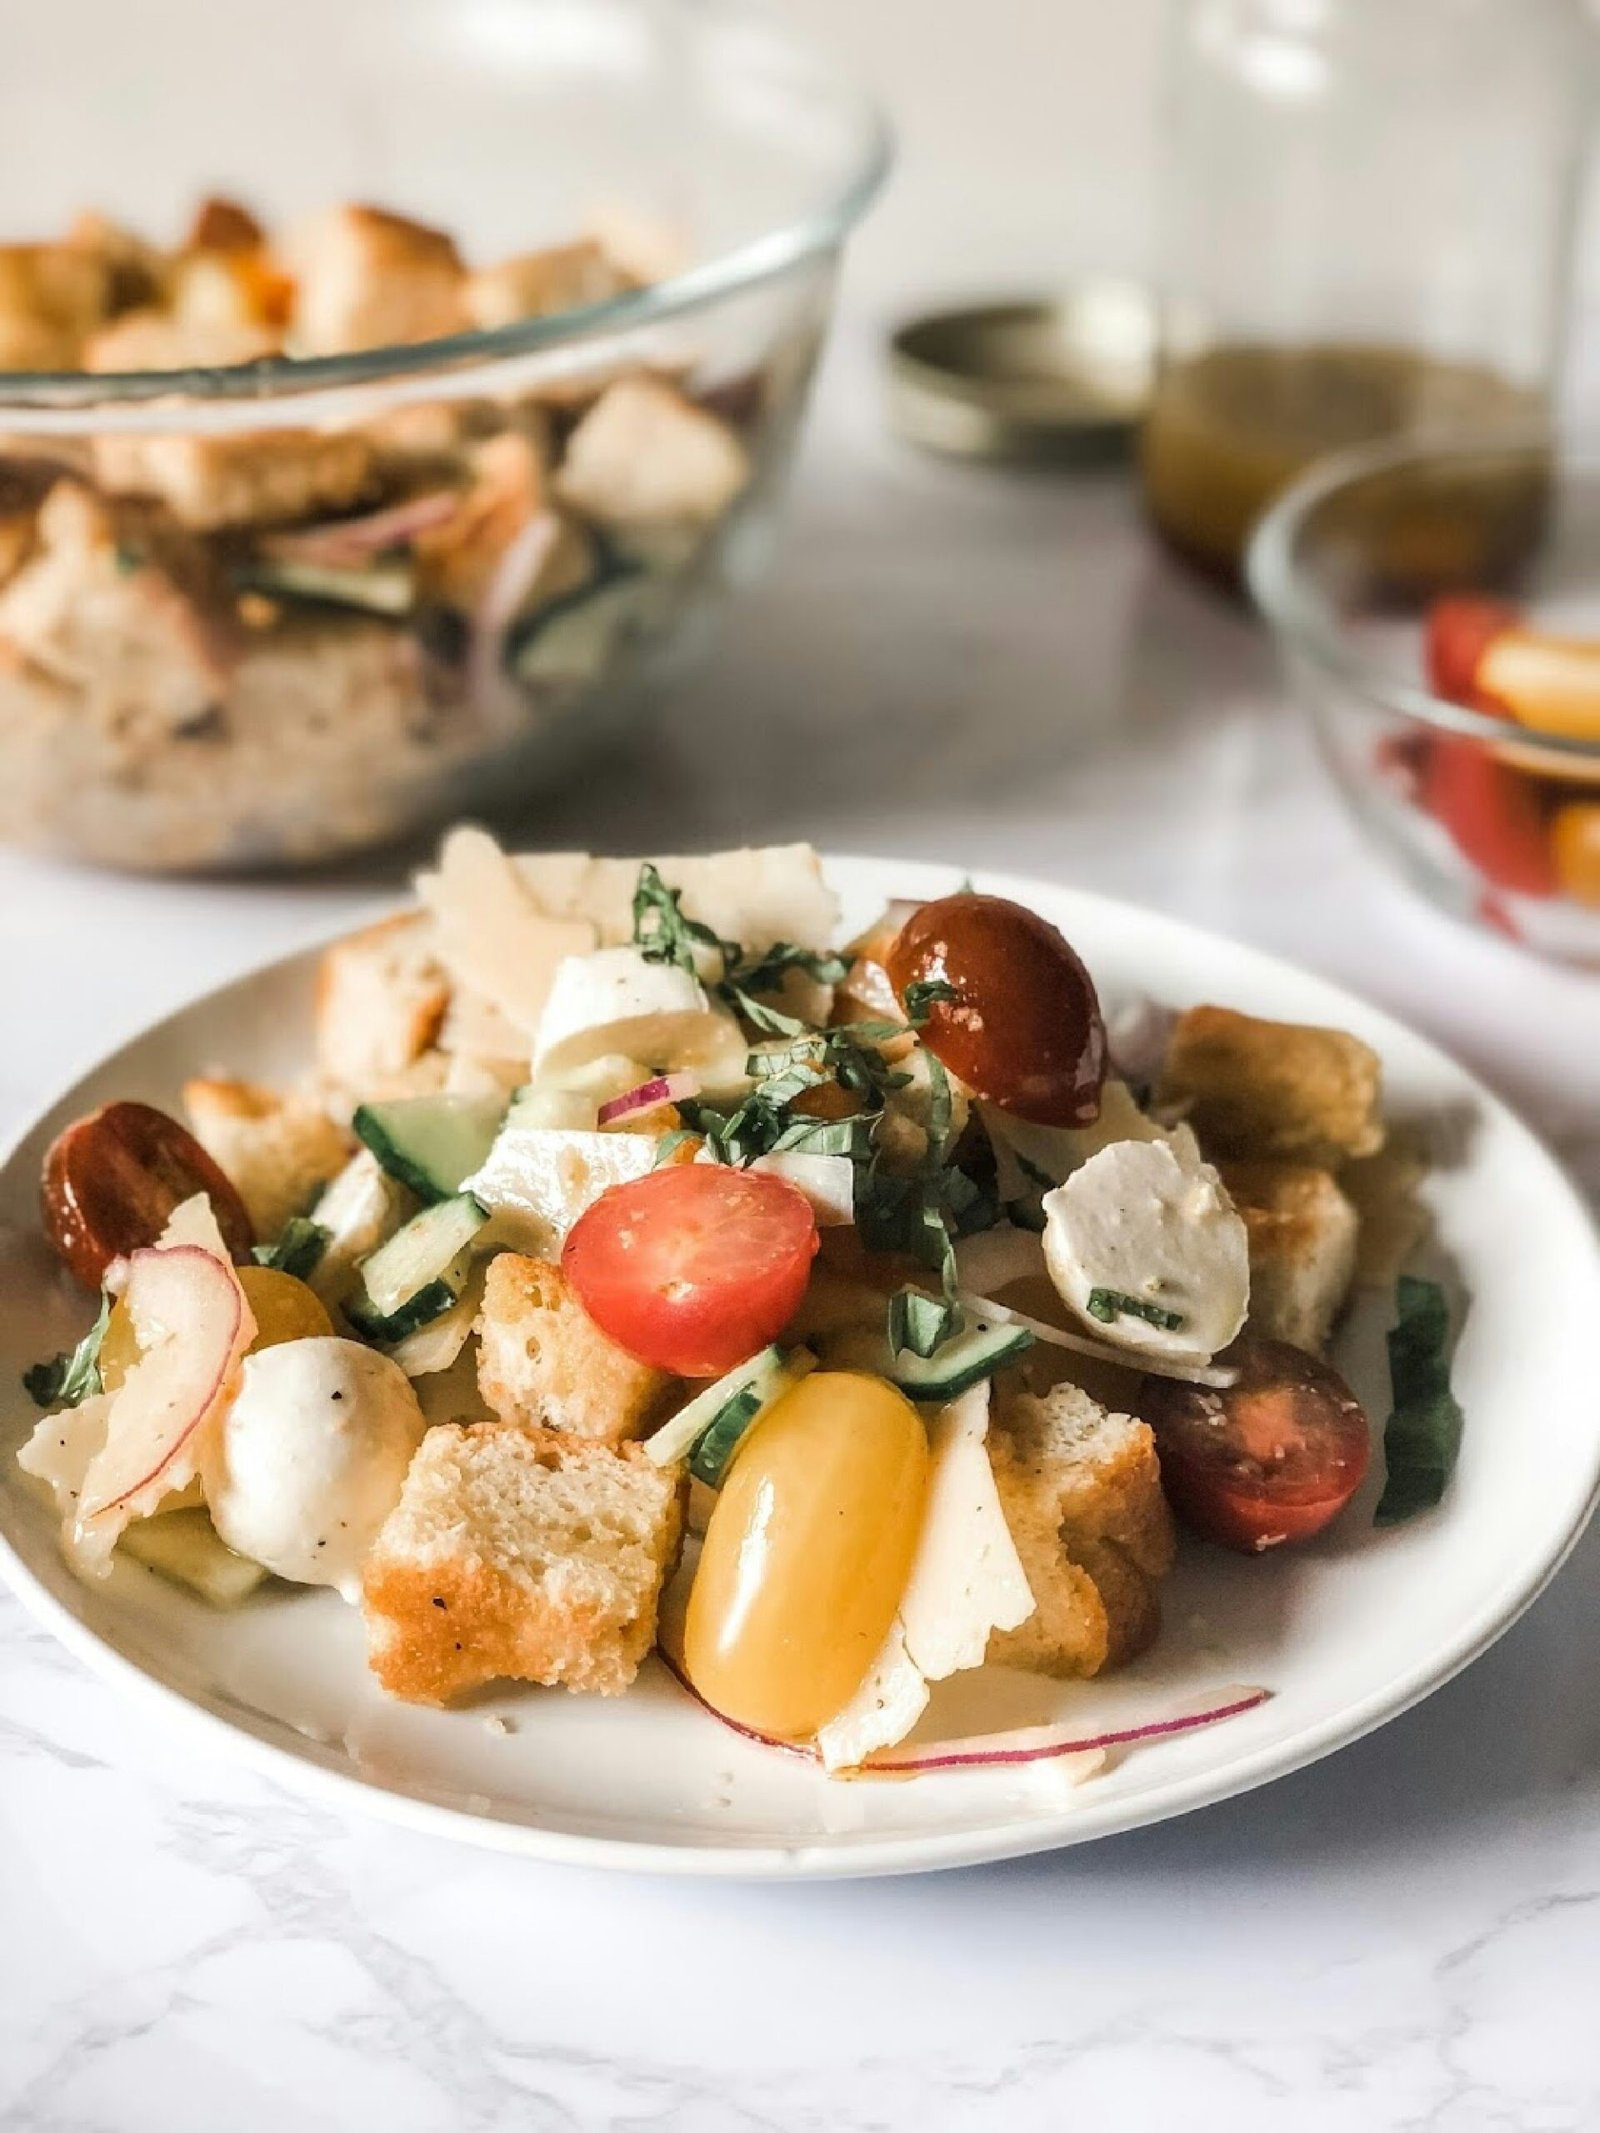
[{"xmin": 887, "ymin": 282, "xmax": 1156, "ymax": 462}]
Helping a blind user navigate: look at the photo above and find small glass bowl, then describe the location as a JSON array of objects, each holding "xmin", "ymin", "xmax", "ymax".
[
  {"xmin": 1247, "ymin": 428, "xmax": 1600, "ymax": 966},
  {"xmin": 0, "ymin": 0, "xmax": 888, "ymax": 871}
]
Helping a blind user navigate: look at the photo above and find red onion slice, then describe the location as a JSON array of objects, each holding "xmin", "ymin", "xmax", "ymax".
[
  {"xmin": 598, "ymin": 1071, "xmax": 699, "ymax": 1126},
  {"xmin": 262, "ymin": 490, "xmax": 461, "ymax": 568},
  {"xmin": 658, "ymin": 1638, "xmax": 1269, "ymax": 1779}
]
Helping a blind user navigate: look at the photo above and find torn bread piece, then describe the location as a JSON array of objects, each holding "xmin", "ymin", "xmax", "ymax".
[
  {"xmin": 314, "ymin": 910, "xmax": 451, "ymax": 1093},
  {"xmin": 362, "ymin": 1422, "xmax": 683, "ymax": 1703},
  {"xmin": 1219, "ymin": 1158, "xmax": 1360, "ymax": 1354},
  {"xmin": 986, "ymin": 1383, "xmax": 1175, "ymax": 1679},
  {"xmin": 182, "ymin": 1076, "xmax": 352, "ymax": 1238},
  {"xmin": 476, "ymin": 1253, "xmax": 672, "ymax": 1444},
  {"xmin": 1158, "ymin": 1005, "xmax": 1384, "ymax": 1166}
]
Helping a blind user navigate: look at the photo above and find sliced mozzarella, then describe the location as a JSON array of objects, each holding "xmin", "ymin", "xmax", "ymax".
[
  {"xmin": 1042, "ymin": 1134, "xmax": 1249, "ymax": 1362},
  {"xmin": 463, "ymin": 1124, "xmax": 657, "ymax": 1257},
  {"xmin": 982, "ymin": 1080, "xmax": 1168, "ymax": 1199},
  {"xmin": 532, "ymin": 945, "xmax": 745, "ymax": 1087},
  {"xmin": 203, "ymin": 1339, "xmax": 425, "ymax": 1601},
  {"xmin": 308, "ymin": 1150, "xmax": 412, "ymax": 1308},
  {"xmin": 416, "ymin": 824, "xmax": 596, "ymax": 1038},
  {"xmin": 514, "ymin": 843, "xmax": 838, "ymax": 955},
  {"xmin": 898, "ymin": 1383, "xmax": 1034, "ymax": 1683},
  {"xmin": 815, "ymin": 1617, "xmax": 930, "ymax": 1773}
]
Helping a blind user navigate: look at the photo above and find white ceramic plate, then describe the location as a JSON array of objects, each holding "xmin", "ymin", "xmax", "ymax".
[{"xmin": 2, "ymin": 857, "xmax": 1597, "ymax": 1879}]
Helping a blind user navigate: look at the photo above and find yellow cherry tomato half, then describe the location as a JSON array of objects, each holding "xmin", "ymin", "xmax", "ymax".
[
  {"xmin": 681, "ymin": 1371, "xmax": 930, "ymax": 1741},
  {"xmin": 1551, "ymin": 802, "xmax": 1600, "ymax": 907},
  {"xmin": 99, "ymin": 1263, "xmax": 332, "ymax": 1394}
]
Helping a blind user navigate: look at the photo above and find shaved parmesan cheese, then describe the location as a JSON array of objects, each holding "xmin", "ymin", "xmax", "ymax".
[
  {"xmin": 514, "ymin": 843, "xmax": 839, "ymax": 953},
  {"xmin": 464, "ymin": 1124, "xmax": 657, "ymax": 1256},
  {"xmin": 18, "ymin": 1392, "xmax": 111, "ymax": 1518},
  {"xmin": 898, "ymin": 1384, "xmax": 1034, "ymax": 1682},
  {"xmin": 416, "ymin": 825, "xmax": 596, "ymax": 1038},
  {"xmin": 533, "ymin": 946, "xmax": 746, "ymax": 1087},
  {"xmin": 816, "ymin": 1617, "xmax": 930, "ymax": 1773},
  {"xmin": 982, "ymin": 1080, "xmax": 1168, "ymax": 1198}
]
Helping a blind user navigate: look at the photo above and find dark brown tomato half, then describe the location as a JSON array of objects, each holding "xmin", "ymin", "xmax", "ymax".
[
  {"xmin": 885, "ymin": 893, "xmax": 1107, "ymax": 1126},
  {"xmin": 1140, "ymin": 1338, "xmax": 1371, "ymax": 1555},
  {"xmin": 41, "ymin": 1100, "xmax": 255, "ymax": 1289}
]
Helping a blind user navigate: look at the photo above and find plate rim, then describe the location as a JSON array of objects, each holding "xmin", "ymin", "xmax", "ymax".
[{"xmin": 2, "ymin": 854, "xmax": 1597, "ymax": 1880}]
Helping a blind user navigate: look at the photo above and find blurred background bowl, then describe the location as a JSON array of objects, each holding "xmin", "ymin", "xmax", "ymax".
[
  {"xmin": 0, "ymin": 0, "xmax": 888, "ymax": 871},
  {"xmin": 1247, "ymin": 429, "xmax": 1600, "ymax": 967}
]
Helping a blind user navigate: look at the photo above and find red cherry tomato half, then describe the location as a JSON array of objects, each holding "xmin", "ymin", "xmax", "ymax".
[
  {"xmin": 1418, "ymin": 735, "xmax": 1558, "ymax": 898},
  {"xmin": 885, "ymin": 893, "xmax": 1106, "ymax": 1127},
  {"xmin": 41, "ymin": 1099, "xmax": 255, "ymax": 1289},
  {"xmin": 1425, "ymin": 596, "xmax": 1518, "ymax": 708},
  {"xmin": 563, "ymin": 1163, "xmax": 820, "ymax": 1378},
  {"xmin": 1140, "ymin": 1339, "xmax": 1371, "ymax": 1554}
]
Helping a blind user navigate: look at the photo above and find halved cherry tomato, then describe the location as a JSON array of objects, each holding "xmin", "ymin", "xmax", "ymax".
[
  {"xmin": 886, "ymin": 893, "xmax": 1106, "ymax": 1126},
  {"xmin": 1140, "ymin": 1338, "xmax": 1370, "ymax": 1554},
  {"xmin": 1425, "ymin": 596, "xmax": 1518, "ymax": 708},
  {"xmin": 563, "ymin": 1164, "xmax": 819, "ymax": 1377},
  {"xmin": 1418, "ymin": 736, "xmax": 1558, "ymax": 898},
  {"xmin": 41, "ymin": 1100, "xmax": 254, "ymax": 1289}
]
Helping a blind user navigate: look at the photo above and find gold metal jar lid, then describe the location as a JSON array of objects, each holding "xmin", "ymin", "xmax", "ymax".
[{"xmin": 887, "ymin": 280, "xmax": 1156, "ymax": 462}]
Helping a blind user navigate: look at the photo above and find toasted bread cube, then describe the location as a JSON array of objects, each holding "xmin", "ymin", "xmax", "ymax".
[
  {"xmin": 987, "ymin": 1384, "xmax": 1175, "ymax": 1679},
  {"xmin": 92, "ymin": 421, "xmax": 371, "ymax": 532},
  {"xmin": 65, "ymin": 211, "xmax": 168, "ymax": 313},
  {"xmin": 1158, "ymin": 1005, "xmax": 1384, "ymax": 1165},
  {"xmin": 184, "ymin": 197, "xmax": 266, "ymax": 254},
  {"xmin": 554, "ymin": 375, "xmax": 748, "ymax": 531},
  {"xmin": 1219, "ymin": 1158, "xmax": 1359, "ymax": 1353},
  {"xmin": 314, "ymin": 910, "xmax": 451, "ymax": 1092},
  {"xmin": 288, "ymin": 204, "xmax": 468, "ymax": 356},
  {"xmin": 362, "ymin": 1421, "xmax": 683, "ymax": 1702},
  {"xmin": 85, "ymin": 309, "xmax": 279, "ymax": 375},
  {"xmin": 182, "ymin": 1076, "xmax": 353, "ymax": 1238},
  {"xmin": 477, "ymin": 1253, "xmax": 670, "ymax": 1443},
  {"xmin": 1341, "ymin": 1139, "xmax": 1432, "ymax": 1288},
  {"xmin": 0, "ymin": 480, "xmax": 225, "ymax": 737},
  {"xmin": 415, "ymin": 430, "xmax": 593, "ymax": 613},
  {"xmin": 0, "ymin": 243, "xmax": 113, "ymax": 368},
  {"xmin": 464, "ymin": 239, "xmax": 633, "ymax": 330}
]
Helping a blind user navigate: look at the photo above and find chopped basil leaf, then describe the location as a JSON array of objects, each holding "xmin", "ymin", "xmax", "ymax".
[
  {"xmin": 1374, "ymin": 1276, "xmax": 1464, "ymax": 1526},
  {"xmin": 887, "ymin": 1286, "xmax": 960, "ymax": 1359},
  {"xmin": 903, "ymin": 977, "xmax": 957, "ymax": 1022},
  {"xmin": 1085, "ymin": 1287, "xmax": 1186, "ymax": 1332},
  {"xmin": 726, "ymin": 940, "xmax": 850, "ymax": 997},
  {"xmin": 632, "ymin": 863, "xmax": 737, "ymax": 978},
  {"xmin": 768, "ymin": 1114, "xmax": 874, "ymax": 1159},
  {"xmin": 23, "ymin": 1292, "xmax": 113, "ymax": 1409},
  {"xmin": 253, "ymin": 1216, "xmax": 329, "ymax": 1280}
]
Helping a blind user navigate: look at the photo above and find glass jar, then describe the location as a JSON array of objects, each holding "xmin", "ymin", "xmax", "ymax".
[{"xmin": 1140, "ymin": 0, "xmax": 1595, "ymax": 587}]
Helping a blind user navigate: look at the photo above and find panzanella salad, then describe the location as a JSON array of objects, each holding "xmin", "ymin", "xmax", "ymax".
[{"xmin": 15, "ymin": 832, "xmax": 1462, "ymax": 1777}]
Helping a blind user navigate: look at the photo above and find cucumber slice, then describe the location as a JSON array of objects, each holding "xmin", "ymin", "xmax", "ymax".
[
  {"xmin": 646, "ymin": 1344, "xmax": 814, "ymax": 1477},
  {"xmin": 353, "ymin": 1092, "xmax": 508, "ymax": 1204},
  {"xmin": 509, "ymin": 571, "xmax": 651, "ymax": 689},
  {"xmin": 118, "ymin": 1507, "xmax": 268, "ymax": 1607},
  {"xmin": 345, "ymin": 1192, "xmax": 488, "ymax": 1342},
  {"xmin": 236, "ymin": 557, "xmax": 416, "ymax": 617},
  {"xmin": 887, "ymin": 1317, "xmax": 1034, "ymax": 1403},
  {"xmin": 253, "ymin": 1215, "xmax": 329, "ymax": 1280}
]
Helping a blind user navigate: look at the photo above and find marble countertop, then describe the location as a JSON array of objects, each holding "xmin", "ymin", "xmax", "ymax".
[{"xmin": 4, "ymin": 318, "xmax": 1600, "ymax": 2131}]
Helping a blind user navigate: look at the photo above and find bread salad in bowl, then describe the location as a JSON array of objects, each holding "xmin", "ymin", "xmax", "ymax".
[{"xmin": 14, "ymin": 833, "xmax": 1462, "ymax": 1780}]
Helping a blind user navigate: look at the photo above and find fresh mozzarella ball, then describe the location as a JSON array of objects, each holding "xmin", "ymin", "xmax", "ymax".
[
  {"xmin": 1042, "ymin": 1132, "xmax": 1249, "ymax": 1361},
  {"xmin": 532, "ymin": 946, "xmax": 744, "ymax": 1087},
  {"xmin": 203, "ymin": 1338, "xmax": 426, "ymax": 1600}
]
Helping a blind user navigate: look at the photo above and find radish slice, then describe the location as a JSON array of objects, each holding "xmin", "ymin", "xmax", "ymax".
[
  {"xmin": 857, "ymin": 1686, "xmax": 1271, "ymax": 1774},
  {"xmin": 659, "ymin": 1639, "xmax": 1269, "ymax": 1779},
  {"xmin": 68, "ymin": 1243, "xmax": 254, "ymax": 1576},
  {"xmin": 262, "ymin": 490, "xmax": 460, "ymax": 568},
  {"xmin": 598, "ymin": 1071, "xmax": 698, "ymax": 1126}
]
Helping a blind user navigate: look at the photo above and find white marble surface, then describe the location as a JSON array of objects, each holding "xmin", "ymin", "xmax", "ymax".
[{"xmin": 6, "ymin": 305, "xmax": 1600, "ymax": 2128}]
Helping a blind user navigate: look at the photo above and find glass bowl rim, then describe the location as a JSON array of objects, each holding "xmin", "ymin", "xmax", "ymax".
[
  {"xmin": 1246, "ymin": 423, "xmax": 1600, "ymax": 768},
  {"xmin": 0, "ymin": 0, "xmax": 892, "ymax": 415}
]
